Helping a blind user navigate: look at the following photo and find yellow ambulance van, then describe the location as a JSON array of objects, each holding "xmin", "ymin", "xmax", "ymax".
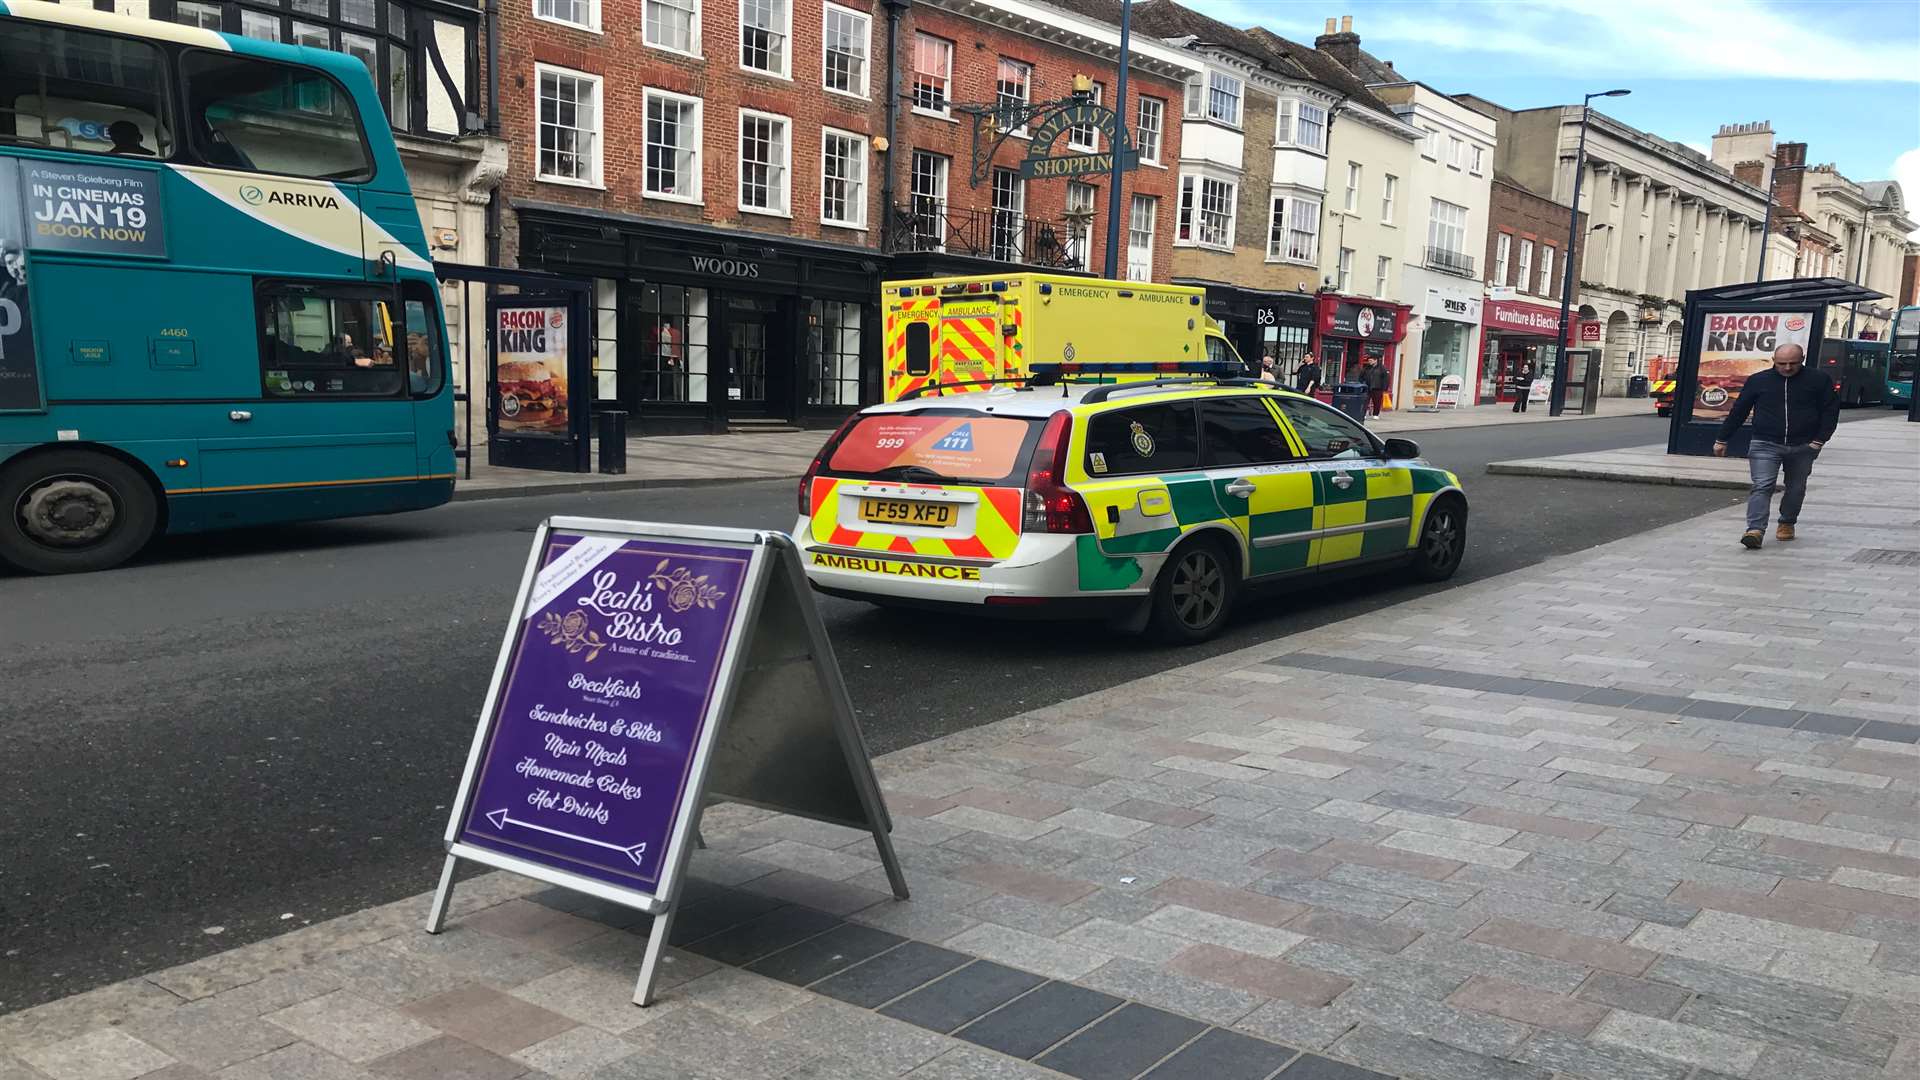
[{"xmin": 882, "ymin": 274, "xmax": 1245, "ymax": 401}]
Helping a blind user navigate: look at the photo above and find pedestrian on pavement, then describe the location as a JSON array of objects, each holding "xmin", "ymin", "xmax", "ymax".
[
  {"xmin": 1295, "ymin": 356, "xmax": 1323, "ymax": 397},
  {"xmin": 1713, "ymin": 343, "xmax": 1839, "ymax": 549},
  {"xmin": 1359, "ymin": 354, "xmax": 1391, "ymax": 417},
  {"xmin": 1258, "ymin": 352, "xmax": 1279, "ymax": 384},
  {"xmin": 1511, "ymin": 359, "xmax": 1536, "ymax": 413}
]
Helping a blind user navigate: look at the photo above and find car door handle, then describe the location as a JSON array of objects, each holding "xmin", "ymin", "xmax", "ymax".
[
  {"xmin": 1330, "ymin": 472, "xmax": 1354, "ymax": 488},
  {"xmin": 229, "ymin": 410, "xmax": 252, "ymax": 422},
  {"xmin": 1224, "ymin": 479, "xmax": 1256, "ymax": 498}
]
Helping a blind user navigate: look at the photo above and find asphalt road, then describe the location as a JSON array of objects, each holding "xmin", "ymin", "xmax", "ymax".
[{"xmin": 0, "ymin": 415, "xmax": 1750, "ymax": 1010}]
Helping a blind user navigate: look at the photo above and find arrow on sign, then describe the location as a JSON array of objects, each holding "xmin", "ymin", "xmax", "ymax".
[{"xmin": 485, "ymin": 809, "xmax": 648, "ymax": 866}]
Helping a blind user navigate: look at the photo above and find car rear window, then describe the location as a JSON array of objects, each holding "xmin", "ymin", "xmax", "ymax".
[{"xmin": 825, "ymin": 412, "xmax": 1043, "ymax": 485}]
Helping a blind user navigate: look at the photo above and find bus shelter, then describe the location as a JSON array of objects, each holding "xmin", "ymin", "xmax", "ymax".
[
  {"xmin": 1666, "ymin": 277, "xmax": 1884, "ymax": 456},
  {"xmin": 436, "ymin": 262, "xmax": 595, "ymax": 475}
]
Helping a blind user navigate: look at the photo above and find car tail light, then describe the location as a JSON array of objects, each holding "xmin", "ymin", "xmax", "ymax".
[
  {"xmin": 1022, "ymin": 411, "xmax": 1092, "ymax": 534},
  {"xmin": 799, "ymin": 415, "xmax": 860, "ymax": 514}
]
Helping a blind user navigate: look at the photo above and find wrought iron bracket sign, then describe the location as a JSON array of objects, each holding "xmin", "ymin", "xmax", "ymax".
[{"xmin": 960, "ymin": 93, "xmax": 1137, "ymax": 186}]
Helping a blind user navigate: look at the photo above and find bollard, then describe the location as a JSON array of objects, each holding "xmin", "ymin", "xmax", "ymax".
[{"xmin": 597, "ymin": 410, "xmax": 628, "ymax": 474}]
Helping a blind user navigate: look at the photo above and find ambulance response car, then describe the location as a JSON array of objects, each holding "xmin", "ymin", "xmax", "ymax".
[
  {"xmin": 794, "ymin": 362, "xmax": 1468, "ymax": 643},
  {"xmin": 883, "ymin": 274, "xmax": 1244, "ymax": 402}
]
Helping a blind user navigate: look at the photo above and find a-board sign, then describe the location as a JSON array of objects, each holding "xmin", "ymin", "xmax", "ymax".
[
  {"xmin": 431, "ymin": 519, "xmax": 907, "ymax": 1006},
  {"xmin": 1436, "ymin": 374, "xmax": 1462, "ymax": 409}
]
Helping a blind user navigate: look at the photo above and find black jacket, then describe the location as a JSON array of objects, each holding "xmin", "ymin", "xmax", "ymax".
[
  {"xmin": 1715, "ymin": 367, "xmax": 1840, "ymax": 445},
  {"xmin": 1295, "ymin": 363, "xmax": 1322, "ymax": 391},
  {"xmin": 1359, "ymin": 363, "xmax": 1391, "ymax": 390}
]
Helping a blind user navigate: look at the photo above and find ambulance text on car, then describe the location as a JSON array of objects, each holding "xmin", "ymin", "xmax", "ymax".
[{"xmin": 793, "ymin": 361, "xmax": 1468, "ymax": 643}]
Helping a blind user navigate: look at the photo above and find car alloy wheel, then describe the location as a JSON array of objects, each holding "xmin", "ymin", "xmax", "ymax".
[{"xmin": 1169, "ymin": 547, "xmax": 1227, "ymax": 630}]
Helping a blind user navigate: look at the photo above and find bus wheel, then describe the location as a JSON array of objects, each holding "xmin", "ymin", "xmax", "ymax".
[{"xmin": 0, "ymin": 450, "xmax": 159, "ymax": 574}]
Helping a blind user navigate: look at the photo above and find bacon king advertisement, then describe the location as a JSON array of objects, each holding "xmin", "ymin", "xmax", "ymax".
[
  {"xmin": 456, "ymin": 533, "xmax": 750, "ymax": 893},
  {"xmin": 1693, "ymin": 311, "xmax": 1813, "ymax": 423},
  {"xmin": 495, "ymin": 303, "xmax": 570, "ymax": 437}
]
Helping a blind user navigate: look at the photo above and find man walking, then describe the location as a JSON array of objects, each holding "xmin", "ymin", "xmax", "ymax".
[
  {"xmin": 1713, "ymin": 343, "xmax": 1839, "ymax": 549},
  {"xmin": 1511, "ymin": 359, "xmax": 1536, "ymax": 413},
  {"xmin": 1359, "ymin": 354, "xmax": 1391, "ymax": 417}
]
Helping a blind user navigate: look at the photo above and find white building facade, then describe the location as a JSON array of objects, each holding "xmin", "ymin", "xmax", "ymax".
[{"xmin": 1371, "ymin": 82, "xmax": 1494, "ymax": 409}]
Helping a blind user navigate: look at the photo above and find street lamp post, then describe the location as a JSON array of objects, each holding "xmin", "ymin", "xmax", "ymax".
[
  {"xmin": 1549, "ymin": 88, "xmax": 1629, "ymax": 417},
  {"xmin": 1101, "ymin": 0, "xmax": 1132, "ymax": 279}
]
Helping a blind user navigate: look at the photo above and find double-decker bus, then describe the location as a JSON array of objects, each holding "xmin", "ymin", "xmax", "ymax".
[
  {"xmin": 1814, "ymin": 337, "xmax": 1889, "ymax": 407},
  {"xmin": 1890, "ymin": 306, "xmax": 1918, "ymax": 409},
  {"xmin": 0, "ymin": 0, "xmax": 453, "ymax": 573}
]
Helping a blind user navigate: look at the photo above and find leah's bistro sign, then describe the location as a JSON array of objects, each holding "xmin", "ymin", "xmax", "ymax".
[{"xmin": 429, "ymin": 519, "xmax": 908, "ymax": 1005}]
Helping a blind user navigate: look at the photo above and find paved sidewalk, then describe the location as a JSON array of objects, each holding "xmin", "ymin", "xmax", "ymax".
[
  {"xmin": 446, "ymin": 399, "xmax": 1653, "ymax": 502},
  {"xmin": 1370, "ymin": 396, "xmax": 1645, "ymax": 435},
  {"xmin": 7, "ymin": 429, "xmax": 1916, "ymax": 1080},
  {"xmin": 1488, "ymin": 413, "xmax": 1915, "ymax": 490},
  {"xmin": 453, "ymin": 431, "xmax": 828, "ymax": 501}
]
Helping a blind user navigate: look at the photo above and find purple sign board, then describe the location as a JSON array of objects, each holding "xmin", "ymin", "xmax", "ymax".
[{"xmin": 452, "ymin": 531, "xmax": 753, "ymax": 897}]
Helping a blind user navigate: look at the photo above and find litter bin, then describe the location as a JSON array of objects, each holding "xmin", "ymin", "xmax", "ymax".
[
  {"xmin": 1627, "ymin": 374, "xmax": 1650, "ymax": 399},
  {"xmin": 1330, "ymin": 382, "xmax": 1371, "ymax": 423},
  {"xmin": 596, "ymin": 410, "xmax": 628, "ymax": 474}
]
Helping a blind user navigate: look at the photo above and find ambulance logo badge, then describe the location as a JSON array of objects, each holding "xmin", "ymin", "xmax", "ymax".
[
  {"xmin": 1129, "ymin": 420, "xmax": 1155, "ymax": 458},
  {"xmin": 934, "ymin": 423, "xmax": 975, "ymax": 452},
  {"xmin": 1063, "ymin": 342, "xmax": 1077, "ymax": 361}
]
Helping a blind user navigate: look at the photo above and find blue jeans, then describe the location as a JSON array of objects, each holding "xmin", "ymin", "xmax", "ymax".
[{"xmin": 1747, "ymin": 440, "xmax": 1817, "ymax": 531}]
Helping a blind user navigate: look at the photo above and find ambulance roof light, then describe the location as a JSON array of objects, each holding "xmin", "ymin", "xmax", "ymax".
[
  {"xmin": 1038, "ymin": 283, "xmax": 1053, "ymax": 295},
  {"xmin": 965, "ymin": 281, "xmax": 985, "ymax": 293},
  {"xmin": 920, "ymin": 286, "xmax": 937, "ymax": 296}
]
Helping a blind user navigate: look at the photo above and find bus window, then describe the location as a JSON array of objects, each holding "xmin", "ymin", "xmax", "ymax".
[
  {"xmin": 258, "ymin": 282, "xmax": 404, "ymax": 397},
  {"xmin": 401, "ymin": 282, "xmax": 446, "ymax": 398},
  {"xmin": 0, "ymin": 22, "xmax": 172, "ymax": 158},
  {"xmin": 182, "ymin": 52, "xmax": 372, "ymax": 182}
]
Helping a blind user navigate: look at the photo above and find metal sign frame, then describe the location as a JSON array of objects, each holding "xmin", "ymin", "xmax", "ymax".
[
  {"xmin": 428, "ymin": 518, "xmax": 906, "ymax": 1006},
  {"xmin": 961, "ymin": 94, "xmax": 1137, "ymax": 186}
]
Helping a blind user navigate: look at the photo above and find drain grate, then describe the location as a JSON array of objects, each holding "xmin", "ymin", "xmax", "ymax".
[{"xmin": 1848, "ymin": 548, "xmax": 1920, "ymax": 567}]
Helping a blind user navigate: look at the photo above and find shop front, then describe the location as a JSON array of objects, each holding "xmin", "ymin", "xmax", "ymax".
[
  {"xmin": 1312, "ymin": 294, "xmax": 1410, "ymax": 397},
  {"xmin": 1185, "ymin": 281, "xmax": 1317, "ymax": 381},
  {"xmin": 517, "ymin": 208, "xmax": 883, "ymax": 435},
  {"xmin": 1479, "ymin": 295, "xmax": 1575, "ymax": 404},
  {"xmin": 1406, "ymin": 285, "xmax": 1481, "ymax": 410}
]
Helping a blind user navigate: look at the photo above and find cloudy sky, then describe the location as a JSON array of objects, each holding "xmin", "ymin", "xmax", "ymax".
[{"xmin": 1182, "ymin": 0, "xmax": 1920, "ymax": 231}]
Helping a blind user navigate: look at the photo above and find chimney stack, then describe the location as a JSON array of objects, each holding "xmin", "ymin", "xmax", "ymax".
[
  {"xmin": 1732, "ymin": 161, "xmax": 1765, "ymax": 188},
  {"xmin": 1324, "ymin": 17, "xmax": 1336, "ymax": 33},
  {"xmin": 1316, "ymin": 14, "xmax": 1362, "ymax": 69}
]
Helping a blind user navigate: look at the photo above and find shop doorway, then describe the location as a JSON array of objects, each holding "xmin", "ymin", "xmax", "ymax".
[
  {"xmin": 724, "ymin": 295, "xmax": 783, "ymax": 418},
  {"xmin": 1492, "ymin": 348, "xmax": 1528, "ymax": 403}
]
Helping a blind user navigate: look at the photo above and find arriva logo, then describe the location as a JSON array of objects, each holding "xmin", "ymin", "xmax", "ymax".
[
  {"xmin": 267, "ymin": 191, "xmax": 343, "ymax": 210},
  {"xmin": 239, "ymin": 185, "xmax": 264, "ymax": 205}
]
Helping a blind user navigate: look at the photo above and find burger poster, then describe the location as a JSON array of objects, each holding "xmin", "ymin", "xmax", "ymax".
[
  {"xmin": 1693, "ymin": 311, "xmax": 1812, "ymax": 423},
  {"xmin": 496, "ymin": 304, "xmax": 570, "ymax": 437}
]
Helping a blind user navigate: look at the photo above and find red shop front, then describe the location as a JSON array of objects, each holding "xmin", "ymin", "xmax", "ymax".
[
  {"xmin": 1311, "ymin": 294, "xmax": 1410, "ymax": 399},
  {"xmin": 1477, "ymin": 296, "xmax": 1577, "ymax": 404}
]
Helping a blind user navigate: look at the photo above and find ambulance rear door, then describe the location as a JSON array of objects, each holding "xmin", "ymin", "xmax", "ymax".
[{"xmin": 935, "ymin": 293, "xmax": 1006, "ymax": 392}]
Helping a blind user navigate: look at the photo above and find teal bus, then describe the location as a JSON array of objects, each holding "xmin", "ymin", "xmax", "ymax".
[
  {"xmin": 1890, "ymin": 306, "xmax": 1917, "ymax": 409},
  {"xmin": 1814, "ymin": 337, "xmax": 1889, "ymax": 407},
  {"xmin": 0, "ymin": 0, "xmax": 453, "ymax": 574}
]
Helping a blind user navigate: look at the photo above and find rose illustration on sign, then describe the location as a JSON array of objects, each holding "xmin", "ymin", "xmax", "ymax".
[
  {"xmin": 537, "ymin": 608, "xmax": 607, "ymax": 661},
  {"xmin": 647, "ymin": 560, "xmax": 727, "ymax": 613}
]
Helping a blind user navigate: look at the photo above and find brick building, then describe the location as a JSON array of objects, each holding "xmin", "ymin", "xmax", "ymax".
[
  {"xmin": 492, "ymin": 0, "xmax": 1193, "ymax": 433},
  {"xmin": 1477, "ymin": 173, "xmax": 1585, "ymax": 404},
  {"xmin": 888, "ymin": 0, "xmax": 1192, "ymax": 286}
]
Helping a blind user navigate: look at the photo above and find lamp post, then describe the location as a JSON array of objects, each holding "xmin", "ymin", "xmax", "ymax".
[
  {"xmin": 1102, "ymin": 0, "xmax": 1133, "ymax": 279},
  {"xmin": 1549, "ymin": 88, "xmax": 1629, "ymax": 417}
]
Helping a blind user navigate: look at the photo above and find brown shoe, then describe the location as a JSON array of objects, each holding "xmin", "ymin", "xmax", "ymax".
[
  {"xmin": 1741, "ymin": 530, "xmax": 1764, "ymax": 549},
  {"xmin": 1776, "ymin": 524, "xmax": 1796, "ymax": 542}
]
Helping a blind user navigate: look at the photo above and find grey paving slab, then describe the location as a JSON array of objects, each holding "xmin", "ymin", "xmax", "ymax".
[
  {"xmin": 954, "ymin": 981, "xmax": 1122, "ymax": 1060},
  {"xmin": 1035, "ymin": 1003, "xmax": 1208, "ymax": 1080},
  {"xmin": 1272, "ymin": 1055, "xmax": 1395, "ymax": 1080},
  {"xmin": 1139, "ymin": 1027, "xmax": 1297, "ymax": 1080},
  {"xmin": 1329, "ymin": 1024, "xmax": 1552, "ymax": 1080},
  {"xmin": 745, "ymin": 923, "xmax": 908, "ymax": 987},
  {"xmin": 878, "ymin": 961, "xmax": 1047, "ymax": 1036},
  {"xmin": 1078, "ymin": 959, "xmax": 1268, "ymax": 1028},
  {"xmin": 811, "ymin": 942, "xmax": 972, "ymax": 1009}
]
